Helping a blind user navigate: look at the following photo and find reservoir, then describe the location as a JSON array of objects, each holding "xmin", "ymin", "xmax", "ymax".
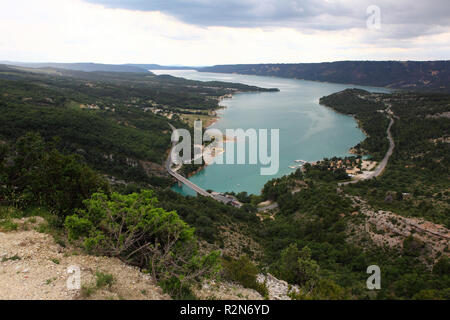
[{"xmin": 152, "ymin": 70, "xmax": 390, "ymax": 196}]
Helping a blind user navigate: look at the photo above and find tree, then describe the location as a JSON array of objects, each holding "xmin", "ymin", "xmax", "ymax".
[
  {"xmin": 278, "ymin": 243, "xmax": 302, "ymax": 283},
  {"xmin": 278, "ymin": 244, "xmax": 320, "ymax": 290},
  {"xmin": 0, "ymin": 143, "xmax": 8, "ymax": 169},
  {"xmin": 403, "ymin": 236, "xmax": 425, "ymax": 257},
  {"xmin": 0, "ymin": 143, "xmax": 8, "ymax": 199},
  {"xmin": 433, "ymin": 256, "xmax": 450, "ymax": 276},
  {"xmin": 6, "ymin": 133, "xmax": 108, "ymax": 217},
  {"xmin": 38, "ymin": 149, "xmax": 109, "ymax": 217},
  {"xmin": 413, "ymin": 289, "xmax": 442, "ymax": 300},
  {"xmin": 222, "ymin": 255, "xmax": 268, "ymax": 297},
  {"xmin": 312, "ymin": 279, "xmax": 349, "ymax": 300}
]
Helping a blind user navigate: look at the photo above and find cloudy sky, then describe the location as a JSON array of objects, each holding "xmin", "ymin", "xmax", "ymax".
[{"xmin": 0, "ymin": 0, "xmax": 449, "ymax": 65}]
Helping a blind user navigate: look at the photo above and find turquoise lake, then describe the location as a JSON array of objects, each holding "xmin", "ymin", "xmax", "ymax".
[{"xmin": 152, "ymin": 70, "xmax": 391, "ymax": 196}]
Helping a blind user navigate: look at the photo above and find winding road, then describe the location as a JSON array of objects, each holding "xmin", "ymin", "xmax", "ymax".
[
  {"xmin": 257, "ymin": 202, "xmax": 279, "ymax": 212},
  {"xmin": 166, "ymin": 124, "xmax": 213, "ymax": 198},
  {"xmin": 339, "ymin": 106, "xmax": 396, "ymax": 186}
]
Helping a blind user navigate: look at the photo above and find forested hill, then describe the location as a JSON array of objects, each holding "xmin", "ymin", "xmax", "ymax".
[
  {"xmin": 0, "ymin": 64, "xmax": 276, "ymax": 186},
  {"xmin": 199, "ymin": 61, "xmax": 450, "ymax": 92},
  {"xmin": 0, "ymin": 61, "xmax": 149, "ymax": 73},
  {"xmin": 0, "ymin": 62, "xmax": 200, "ymax": 73}
]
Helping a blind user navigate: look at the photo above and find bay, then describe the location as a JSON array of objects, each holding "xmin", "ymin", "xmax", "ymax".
[{"xmin": 152, "ymin": 70, "xmax": 391, "ymax": 196}]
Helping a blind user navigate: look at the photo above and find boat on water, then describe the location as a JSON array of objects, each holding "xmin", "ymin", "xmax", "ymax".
[{"xmin": 294, "ymin": 159, "xmax": 307, "ymax": 163}]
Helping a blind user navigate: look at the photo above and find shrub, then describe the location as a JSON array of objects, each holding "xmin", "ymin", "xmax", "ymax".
[
  {"xmin": 311, "ymin": 279, "xmax": 349, "ymax": 300},
  {"xmin": 65, "ymin": 190, "xmax": 220, "ymax": 296},
  {"xmin": 4, "ymin": 133, "xmax": 109, "ymax": 219},
  {"xmin": 433, "ymin": 256, "xmax": 450, "ymax": 276},
  {"xmin": 222, "ymin": 255, "xmax": 268, "ymax": 297},
  {"xmin": 0, "ymin": 219, "xmax": 18, "ymax": 231},
  {"xmin": 403, "ymin": 236, "xmax": 425, "ymax": 257},
  {"xmin": 96, "ymin": 272, "xmax": 115, "ymax": 288},
  {"xmin": 412, "ymin": 289, "xmax": 442, "ymax": 300},
  {"xmin": 276, "ymin": 244, "xmax": 320, "ymax": 290}
]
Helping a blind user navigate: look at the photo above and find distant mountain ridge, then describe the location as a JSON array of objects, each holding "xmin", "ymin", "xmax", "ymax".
[
  {"xmin": 0, "ymin": 61, "xmax": 195, "ymax": 73},
  {"xmin": 125, "ymin": 64, "xmax": 197, "ymax": 70},
  {"xmin": 199, "ymin": 61, "xmax": 450, "ymax": 92},
  {"xmin": 0, "ymin": 61, "xmax": 150, "ymax": 73},
  {"xmin": 3, "ymin": 60, "xmax": 449, "ymax": 91}
]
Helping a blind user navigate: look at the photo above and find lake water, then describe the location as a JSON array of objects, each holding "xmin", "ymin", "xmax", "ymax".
[{"xmin": 152, "ymin": 70, "xmax": 390, "ymax": 196}]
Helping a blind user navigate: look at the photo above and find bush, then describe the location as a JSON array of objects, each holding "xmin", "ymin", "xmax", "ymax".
[
  {"xmin": 65, "ymin": 190, "xmax": 220, "ymax": 296},
  {"xmin": 412, "ymin": 289, "xmax": 442, "ymax": 300},
  {"xmin": 4, "ymin": 133, "xmax": 108, "ymax": 218},
  {"xmin": 222, "ymin": 255, "xmax": 268, "ymax": 297},
  {"xmin": 290, "ymin": 278, "xmax": 349, "ymax": 300},
  {"xmin": 403, "ymin": 236, "xmax": 425, "ymax": 257},
  {"xmin": 433, "ymin": 256, "xmax": 450, "ymax": 276},
  {"xmin": 276, "ymin": 244, "xmax": 320, "ymax": 290},
  {"xmin": 95, "ymin": 272, "xmax": 115, "ymax": 289},
  {"xmin": 311, "ymin": 279, "xmax": 349, "ymax": 300}
]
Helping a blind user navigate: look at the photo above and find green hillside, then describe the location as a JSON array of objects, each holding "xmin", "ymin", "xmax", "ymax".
[{"xmin": 200, "ymin": 61, "xmax": 450, "ymax": 92}]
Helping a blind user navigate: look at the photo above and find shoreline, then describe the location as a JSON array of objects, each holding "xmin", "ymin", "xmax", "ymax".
[
  {"xmin": 171, "ymin": 72, "xmax": 373, "ymax": 194},
  {"xmin": 318, "ymin": 100, "xmax": 370, "ymax": 156},
  {"xmin": 196, "ymin": 70, "xmax": 392, "ymax": 93},
  {"xmin": 206, "ymin": 93, "xmax": 233, "ymax": 128},
  {"xmin": 174, "ymin": 93, "xmax": 236, "ymax": 182}
]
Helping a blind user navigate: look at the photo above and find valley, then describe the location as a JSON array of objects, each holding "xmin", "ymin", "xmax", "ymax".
[{"xmin": 0, "ymin": 63, "xmax": 449, "ymax": 301}]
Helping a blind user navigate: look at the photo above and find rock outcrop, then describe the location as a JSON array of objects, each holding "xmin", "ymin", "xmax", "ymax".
[{"xmin": 257, "ymin": 273, "xmax": 300, "ymax": 300}]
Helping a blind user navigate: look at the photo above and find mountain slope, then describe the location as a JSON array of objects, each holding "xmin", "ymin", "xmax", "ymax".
[
  {"xmin": 199, "ymin": 61, "xmax": 450, "ymax": 92},
  {"xmin": 0, "ymin": 64, "xmax": 276, "ymax": 186}
]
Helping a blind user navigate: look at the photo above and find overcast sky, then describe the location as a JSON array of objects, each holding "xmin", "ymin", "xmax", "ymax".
[{"xmin": 0, "ymin": 0, "xmax": 449, "ymax": 65}]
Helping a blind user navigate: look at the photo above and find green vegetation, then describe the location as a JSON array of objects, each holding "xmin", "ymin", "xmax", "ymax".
[
  {"xmin": 0, "ymin": 133, "xmax": 225, "ymax": 298},
  {"xmin": 1, "ymin": 254, "xmax": 21, "ymax": 262},
  {"xmin": 0, "ymin": 64, "xmax": 275, "ymax": 185},
  {"xmin": 1, "ymin": 65, "xmax": 448, "ymax": 300},
  {"xmin": 275, "ymin": 244, "xmax": 320, "ymax": 289},
  {"xmin": 253, "ymin": 89, "xmax": 450, "ymax": 299},
  {"xmin": 80, "ymin": 272, "xmax": 115, "ymax": 299},
  {"xmin": 65, "ymin": 190, "xmax": 221, "ymax": 296},
  {"xmin": 257, "ymin": 171, "xmax": 450, "ymax": 299},
  {"xmin": 222, "ymin": 255, "xmax": 268, "ymax": 298},
  {"xmin": 322, "ymin": 90, "xmax": 450, "ymax": 227},
  {"xmin": 95, "ymin": 272, "xmax": 115, "ymax": 289},
  {"xmin": 0, "ymin": 219, "xmax": 18, "ymax": 232},
  {"xmin": 1, "ymin": 133, "xmax": 108, "ymax": 220},
  {"xmin": 154, "ymin": 188, "xmax": 259, "ymax": 245}
]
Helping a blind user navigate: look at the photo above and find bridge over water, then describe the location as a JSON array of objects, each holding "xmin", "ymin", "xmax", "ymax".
[{"xmin": 166, "ymin": 124, "xmax": 242, "ymax": 208}]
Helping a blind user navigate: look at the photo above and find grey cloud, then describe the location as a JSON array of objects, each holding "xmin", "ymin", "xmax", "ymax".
[
  {"xmin": 85, "ymin": 0, "xmax": 450, "ymax": 38},
  {"xmin": 85, "ymin": 0, "xmax": 331, "ymax": 27}
]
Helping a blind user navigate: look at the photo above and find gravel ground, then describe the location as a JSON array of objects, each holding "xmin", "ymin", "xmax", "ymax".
[
  {"xmin": 193, "ymin": 280, "xmax": 263, "ymax": 300},
  {"xmin": 0, "ymin": 218, "xmax": 170, "ymax": 300}
]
